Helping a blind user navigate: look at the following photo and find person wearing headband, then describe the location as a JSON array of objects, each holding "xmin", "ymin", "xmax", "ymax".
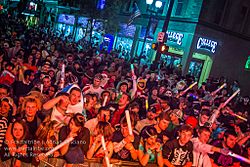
[{"xmin": 138, "ymin": 126, "xmax": 164, "ymax": 166}]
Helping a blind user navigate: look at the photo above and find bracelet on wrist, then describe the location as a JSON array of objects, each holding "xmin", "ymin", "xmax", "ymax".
[
  {"xmin": 146, "ymin": 149, "xmax": 152, "ymax": 155},
  {"xmin": 121, "ymin": 139, "xmax": 127, "ymax": 145}
]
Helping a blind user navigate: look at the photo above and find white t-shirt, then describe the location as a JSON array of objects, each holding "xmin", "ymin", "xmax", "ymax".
[
  {"xmin": 191, "ymin": 137, "xmax": 213, "ymax": 167},
  {"xmin": 66, "ymin": 103, "xmax": 83, "ymax": 114},
  {"xmin": 51, "ymin": 106, "xmax": 71, "ymax": 132},
  {"xmin": 84, "ymin": 117, "xmax": 98, "ymax": 135},
  {"xmin": 83, "ymin": 84, "xmax": 103, "ymax": 97}
]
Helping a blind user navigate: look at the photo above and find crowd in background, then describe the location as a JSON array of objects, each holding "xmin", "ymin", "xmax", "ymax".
[{"xmin": 0, "ymin": 14, "xmax": 250, "ymax": 167}]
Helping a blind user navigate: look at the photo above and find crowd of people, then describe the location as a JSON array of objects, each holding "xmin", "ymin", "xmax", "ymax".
[{"xmin": 0, "ymin": 14, "xmax": 250, "ymax": 167}]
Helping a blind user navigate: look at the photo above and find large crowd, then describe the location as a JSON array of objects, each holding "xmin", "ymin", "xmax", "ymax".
[{"xmin": 0, "ymin": 14, "xmax": 250, "ymax": 167}]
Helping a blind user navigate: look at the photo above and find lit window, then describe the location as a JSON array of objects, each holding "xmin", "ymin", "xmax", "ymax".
[{"xmin": 175, "ymin": 0, "xmax": 183, "ymax": 16}]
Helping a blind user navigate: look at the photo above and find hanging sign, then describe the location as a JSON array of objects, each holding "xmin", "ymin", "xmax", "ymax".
[
  {"xmin": 166, "ymin": 31, "xmax": 184, "ymax": 46},
  {"xmin": 196, "ymin": 37, "xmax": 218, "ymax": 53}
]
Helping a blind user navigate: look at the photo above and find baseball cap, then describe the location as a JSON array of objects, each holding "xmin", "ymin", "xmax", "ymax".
[
  {"xmin": 94, "ymin": 73, "xmax": 103, "ymax": 80},
  {"xmin": 171, "ymin": 109, "xmax": 183, "ymax": 119},
  {"xmin": 148, "ymin": 106, "xmax": 157, "ymax": 113}
]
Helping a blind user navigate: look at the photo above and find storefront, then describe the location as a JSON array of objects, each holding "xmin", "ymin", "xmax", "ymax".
[
  {"xmin": 154, "ymin": 29, "xmax": 217, "ymax": 85},
  {"xmin": 22, "ymin": 1, "xmax": 40, "ymax": 27},
  {"xmin": 113, "ymin": 23, "xmax": 137, "ymax": 60},
  {"xmin": 75, "ymin": 16, "xmax": 88, "ymax": 41},
  {"xmin": 56, "ymin": 14, "xmax": 75, "ymax": 37},
  {"xmin": 188, "ymin": 35, "xmax": 219, "ymax": 84}
]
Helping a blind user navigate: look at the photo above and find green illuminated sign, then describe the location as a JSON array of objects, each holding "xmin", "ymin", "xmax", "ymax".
[
  {"xmin": 245, "ymin": 56, "xmax": 250, "ymax": 70},
  {"xmin": 168, "ymin": 47, "xmax": 184, "ymax": 55}
]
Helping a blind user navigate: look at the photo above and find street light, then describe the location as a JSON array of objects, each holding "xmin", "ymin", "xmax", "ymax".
[
  {"xmin": 146, "ymin": 0, "xmax": 154, "ymax": 5},
  {"xmin": 140, "ymin": 0, "xmax": 162, "ymax": 63},
  {"xmin": 155, "ymin": 1, "xmax": 163, "ymax": 8}
]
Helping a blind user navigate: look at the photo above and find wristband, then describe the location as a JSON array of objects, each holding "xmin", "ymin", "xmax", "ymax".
[
  {"xmin": 146, "ymin": 149, "xmax": 152, "ymax": 155},
  {"xmin": 121, "ymin": 139, "xmax": 127, "ymax": 145}
]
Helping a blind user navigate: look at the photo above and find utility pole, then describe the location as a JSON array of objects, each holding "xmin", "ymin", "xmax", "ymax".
[{"xmin": 153, "ymin": 0, "xmax": 175, "ymax": 68}]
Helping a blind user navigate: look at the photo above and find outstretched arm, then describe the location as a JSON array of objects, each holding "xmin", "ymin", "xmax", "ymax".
[{"xmin": 43, "ymin": 95, "xmax": 63, "ymax": 110}]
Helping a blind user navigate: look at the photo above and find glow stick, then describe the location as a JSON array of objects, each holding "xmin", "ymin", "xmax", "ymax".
[
  {"xmin": 212, "ymin": 83, "xmax": 226, "ymax": 95},
  {"xmin": 101, "ymin": 136, "xmax": 110, "ymax": 167},
  {"xmin": 40, "ymin": 84, "xmax": 43, "ymax": 93},
  {"xmin": 62, "ymin": 64, "xmax": 65, "ymax": 75},
  {"xmin": 207, "ymin": 109, "xmax": 220, "ymax": 127},
  {"xmin": 145, "ymin": 99, "xmax": 149, "ymax": 111},
  {"xmin": 41, "ymin": 160, "xmax": 55, "ymax": 167},
  {"xmin": 45, "ymin": 137, "xmax": 74, "ymax": 156},
  {"xmin": 125, "ymin": 110, "xmax": 133, "ymax": 135},
  {"xmin": 229, "ymin": 113, "xmax": 248, "ymax": 122},
  {"xmin": 229, "ymin": 152, "xmax": 250, "ymax": 164},
  {"xmin": 102, "ymin": 95, "xmax": 108, "ymax": 107},
  {"xmin": 60, "ymin": 64, "xmax": 65, "ymax": 89},
  {"xmin": 220, "ymin": 89, "xmax": 240, "ymax": 109},
  {"xmin": 183, "ymin": 82, "xmax": 197, "ymax": 93},
  {"xmin": 130, "ymin": 64, "xmax": 135, "ymax": 76}
]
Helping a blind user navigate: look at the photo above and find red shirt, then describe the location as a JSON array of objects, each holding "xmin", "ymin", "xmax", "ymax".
[{"xmin": 111, "ymin": 107, "xmax": 126, "ymax": 127}]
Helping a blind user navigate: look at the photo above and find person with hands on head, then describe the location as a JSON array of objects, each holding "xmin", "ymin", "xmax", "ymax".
[
  {"xmin": 138, "ymin": 126, "xmax": 164, "ymax": 167},
  {"xmin": 58, "ymin": 113, "xmax": 90, "ymax": 167},
  {"xmin": 43, "ymin": 92, "xmax": 71, "ymax": 133}
]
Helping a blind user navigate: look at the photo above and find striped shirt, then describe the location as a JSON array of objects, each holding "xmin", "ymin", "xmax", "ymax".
[{"xmin": 0, "ymin": 116, "xmax": 8, "ymax": 148}]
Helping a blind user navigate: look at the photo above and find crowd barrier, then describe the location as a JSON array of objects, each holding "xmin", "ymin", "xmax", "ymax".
[{"xmin": 0, "ymin": 157, "xmax": 160, "ymax": 167}]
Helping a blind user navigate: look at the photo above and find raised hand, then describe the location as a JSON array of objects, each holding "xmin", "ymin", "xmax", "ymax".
[{"xmin": 220, "ymin": 148, "xmax": 230, "ymax": 155}]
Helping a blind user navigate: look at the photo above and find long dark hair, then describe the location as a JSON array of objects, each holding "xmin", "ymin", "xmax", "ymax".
[
  {"xmin": 11, "ymin": 119, "xmax": 29, "ymax": 147},
  {"xmin": 95, "ymin": 121, "xmax": 113, "ymax": 141},
  {"xmin": 69, "ymin": 113, "xmax": 85, "ymax": 129}
]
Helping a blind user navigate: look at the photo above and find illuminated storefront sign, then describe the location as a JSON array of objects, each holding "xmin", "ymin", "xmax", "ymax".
[
  {"xmin": 196, "ymin": 37, "xmax": 218, "ymax": 53},
  {"xmin": 166, "ymin": 31, "xmax": 184, "ymax": 46},
  {"xmin": 168, "ymin": 46, "xmax": 184, "ymax": 55}
]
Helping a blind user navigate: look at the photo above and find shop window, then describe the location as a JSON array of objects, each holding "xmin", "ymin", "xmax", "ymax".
[
  {"xmin": 213, "ymin": 0, "xmax": 227, "ymax": 24},
  {"xmin": 239, "ymin": 6, "xmax": 249, "ymax": 32},
  {"xmin": 175, "ymin": 0, "xmax": 183, "ymax": 16},
  {"xmin": 120, "ymin": 0, "xmax": 132, "ymax": 14}
]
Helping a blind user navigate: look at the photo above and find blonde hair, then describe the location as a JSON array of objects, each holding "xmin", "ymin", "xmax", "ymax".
[
  {"xmin": 21, "ymin": 96, "xmax": 42, "ymax": 112},
  {"xmin": 35, "ymin": 116, "xmax": 57, "ymax": 141}
]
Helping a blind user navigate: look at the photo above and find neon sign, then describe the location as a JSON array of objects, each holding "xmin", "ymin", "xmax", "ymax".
[
  {"xmin": 166, "ymin": 31, "xmax": 184, "ymax": 46},
  {"xmin": 197, "ymin": 37, "xmax": 217, "ymax": 53}
]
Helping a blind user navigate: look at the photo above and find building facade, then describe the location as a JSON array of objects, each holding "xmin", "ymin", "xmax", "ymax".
[
  {"xmin": 123, "ymin": 0, "xmax": 250, "ymax": 95},
  {"xmin": 39, "ymin": 0, "xmax": 250, "ymax": 95}
]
